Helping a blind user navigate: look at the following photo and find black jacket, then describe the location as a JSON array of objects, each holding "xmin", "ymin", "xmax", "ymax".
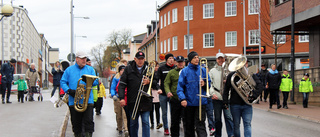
[
  {"xmin": 118, "ymin": 61, "xmax": 158, "ymax": 112},
  {"xmin": 52, "ymin": 68, "xmax": 64, "ymax": 86},
  {"xmin": 223, "ymin": 71, "xmax": 263, "ymax": 105},
  {"xmin": 265, "ymin": 72, "xmax": 281, "ymax": 90},
  {"xmin": 259, "ymin": 69, "xmax": 268, "ymax": 86},
  {"xmin": 158, "ymin": 63, "xmax": 175, "ymax": 96},
  {"xmin": 1, "ymin": 63, "xmax": 14, "ymax": 84}
]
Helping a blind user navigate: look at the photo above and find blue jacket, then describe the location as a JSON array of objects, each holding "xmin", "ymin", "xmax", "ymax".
[
  {"xmin": 110, "ymin": 77, "xmax": 120, "ymax": 97},
  {"xmin": 60, "ymin": 63, "xmax": 98, "ymax": 106},
  {"xmin": 1, "ymin": 62, "xmax": 14, "ymax": 84},
  {"xmin": 177, "ymin": 63, "xmax": 211, "ymax": 106}
]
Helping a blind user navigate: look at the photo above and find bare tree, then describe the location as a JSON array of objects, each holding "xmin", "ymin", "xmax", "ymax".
[
  {"xmin": 106, "ymin": 29, "xmax": 132, "ymax": 60},
  {"xmin": 90, "ymin": 43, "xmax": 106, "ymax": 76},
  {"xmin": 103, "ymin": 46, "xmax": 117, "ymax": 69}
]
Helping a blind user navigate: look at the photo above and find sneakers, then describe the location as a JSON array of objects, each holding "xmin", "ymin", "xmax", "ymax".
[
  {"xmin": 277, "ymin": 105, "xmax": 282, "ymax": 109},
  {"xmin": 96, "ymin": 112, "xmax": 101, "ymax": 115},
  {"xmin": 124, "ymin": 130, "xmax": 129, "ymax": 137},
  {"xmin": 164, "ymin": 128, "xmax": 169, "ymax": 135},
  {"xmin": 150, "ymin": 124, "xmax": 154, "ymax": 129},
  {"xmin": 284, "ymin": 105, "xmax": 288, "ymax": 109},
  {"xmin": 118, "ymin": 131, "xmax": 123, "ymax": 136},
  {"xmin": 156, "ymin": 123, "xmax": 163, "ymax": 129},
  {"xmin": 210, "ymin": 128, "xmax": 216, "ymax": 136}
]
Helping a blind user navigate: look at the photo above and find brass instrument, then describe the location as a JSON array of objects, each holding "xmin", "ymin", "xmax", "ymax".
[
  {"xmin": 220, "ymin": 54, "xmax": 241, "ymax": 95},
  {"xmin": 229, "ymin": 56, "xmax": 259, "ymax": 105},
  {"xmin": 131, "ymin": 61, "xmax": 155, "ymax": 120},
  {"xmin": 74, "ymin": 74, "xmax": 99, "ymax": 112},
  {"xmin": 54, "ymin": 94, "xmax": 69, "ymax": 108},
  {"xmin": 198, "ymin": 58, "xmax": 210, "ymax": 121}
]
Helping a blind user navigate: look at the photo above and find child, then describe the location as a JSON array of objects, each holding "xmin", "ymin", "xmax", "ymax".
[
  {"xmin": 95, "ymin": 79, "xmax": 106, "ymax": 115},
  {"xmin": 299, "ymin": 73, "xmax": 313, "ymax": 108},
  {"xmin": 279, "ymin": 69, "xmax": 292, "ymax": 109},
  {"xmin": 13, "ymin": 75, "xmax": 28, "ymax": 103}
]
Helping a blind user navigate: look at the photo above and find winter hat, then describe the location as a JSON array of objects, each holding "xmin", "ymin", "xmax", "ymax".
[
  {"xmin": 304, "ymin": 73, "xmax": 309, "ymax": 77},
  {"xmin": 118, "ymin": 65, "xmax": 126, "ymax": 72},
  {"xmin": 188, "ymin": 51, "xmax": 198, "ymax": 61},
  {"xmin": 165, "ymin": 53, "xmax": 174, "ymax": 61}
]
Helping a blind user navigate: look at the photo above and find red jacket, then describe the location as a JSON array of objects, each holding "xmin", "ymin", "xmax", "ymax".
[
  {"xmin": 116, "ymin": 81, "xmax": 127, "ymax": 105},
  {"xmin": 0, "ymin": 74, "xmax": 2, "ymax": 84}
]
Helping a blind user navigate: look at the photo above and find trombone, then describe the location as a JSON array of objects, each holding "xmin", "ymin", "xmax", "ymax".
[
  {"xmin": 198, "ymin": 58, "xmax": 210, "ymax": 121},
  {"xmin": 131, "ymin": 61, "xmax": 155, "ymax": 120}
]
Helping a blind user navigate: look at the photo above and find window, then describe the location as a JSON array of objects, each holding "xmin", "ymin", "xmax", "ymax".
[
  {"xmin": 160, "ymin": 42, "xmax": 163, "ymax": 53},
  {"xmin": 164, "ymin": 40, "xmax": 167, "ymax": 53},
  {"xmin": 164, "ymin": 14, "xmax": 166, "ymax": 27},
  {"xmin": 249, "ymin": 30, "xmax": 260, "ymax": 45},
  {"xmin": 172, "ymin": 8, "xmax": 178, "ymax": 23},
  {"xmin": 172, "ymin": 36, "xmax": 178, "ymax": 50},
  {"xmin": 203, "ymin": 3, "xmax": 214, "ymax": 19},
  {"xmin": 203, "ymin": 33, "xmax": 214, "ymax": 48},
  {"xmin": 249, "ymin": 0, "xmax": 259, "ymax": 14},
  {"xmin": 184, "ymin": 34, "xmax": 193, "ymax": 49},
  {"xmin": 184, "ymin": 6, "xmax": 193, "ymax": 20},
  {"xmin": 226, "ymin": 31, "xmax": 237, "ymax": 46},
  {"xmin": 225, "ymin": 1, "xmax": 237, "ymax": 17},
  {"xmin": 160, "ymin": 16, "xmax": 163, "ymax": 29},
  {"xmin": 299, "ymin": 31, "xmax": 309, "ymax": 43},
  {"xmin": 168, "ymin": 11, "xmax": 170, "ymax": 25},
  {"xmin": 275, "ymin": 0, "xmax": 290, "ymax": 5},
  {"xmin": 273, "ymin": 31, "xmax": 286, "ymax": 44},
  {"xmin": 168, "ymin": 38, "xmax": 170, "ymax": 52}
]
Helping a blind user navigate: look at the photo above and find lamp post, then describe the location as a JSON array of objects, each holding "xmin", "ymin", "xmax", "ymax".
[
  {"xmin": 70, "ymin": 0, "xmax": 89, "ymax": 65},
  {"xmin": 74, "ymin": 35, "xmax": 87, "ymax": 53},
  {"xmin": 1, "ymin": 4, "xmax": 14, "ymax": 64}
]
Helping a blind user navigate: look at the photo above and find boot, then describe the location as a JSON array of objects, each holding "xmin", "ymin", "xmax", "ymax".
[
  {"xmin": 84, "ymin": 132, "xmax": 93, "ymax": 137},
  {"xmin": 6, "ymin": 98, "xmax": 12, "ymax": 104},
  {"xmin": 2, "ymin": 98, "xmax": 5, "ymax": 104}
]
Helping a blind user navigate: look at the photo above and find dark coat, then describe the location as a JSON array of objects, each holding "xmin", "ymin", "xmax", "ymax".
[
  {"xmin": 265, "ymin": 72, "xmax": 281, "ymax": 90},
  {"xmin": 259, "ymin": 69, "xmax": 269, "ymax": 86},
  {"xmin": 1, "ymin": 63, "xmax": 14, "ymax": 84},
  {"xmin": 158, "ymin": 63, "xmax": 175, "ymax": 96},
  {"xmin": 118, "ymin": 61, "xmax": 158, "ymax": 112},
  {"xmin": 52, "ymin": 68, "xmax": 64, "ymax": 86}
]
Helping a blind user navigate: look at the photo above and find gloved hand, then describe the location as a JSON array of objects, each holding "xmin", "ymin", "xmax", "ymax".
[
  {"xmin": 81, "ymin": 75, "xmax": 87, "ymax": 83},
  {"xmin": 113, "ymin": 96, "xmax": 119, "ymax": 101},
  {"xmin": 68, "ymin": 89, "xmax": 76, "ymax": 98},
  {"xmin": 248, "ymin": 95, "xmax": 256, "ymax": 103}
]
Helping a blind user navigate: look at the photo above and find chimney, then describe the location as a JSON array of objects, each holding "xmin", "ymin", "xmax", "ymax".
[{"xmin": 147, "ymin": 25, "xmax": 152, "ymax": 37}]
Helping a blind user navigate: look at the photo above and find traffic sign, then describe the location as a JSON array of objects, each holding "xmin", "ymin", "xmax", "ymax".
[
  {"xmin": 67, "ymin": 53, "xmax": 76, "ymax": 62},
  {"xmin": 111, "ymin": 61, "xmax": 118, "ymax": 68}
]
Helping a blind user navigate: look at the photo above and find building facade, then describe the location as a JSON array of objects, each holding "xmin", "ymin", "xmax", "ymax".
[
  {"xmin": 139, "ymin": 21, "xmax": 160, "ymax": 62},
  {"xmin": 158, "ymin": 0, "xmax": 309, "ymax": 70},
  {"xmin": 123, "ymin": 33, "xmax": 146, "ymax": 61}
]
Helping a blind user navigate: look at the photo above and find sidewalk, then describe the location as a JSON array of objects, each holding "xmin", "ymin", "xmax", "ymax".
[{"xmin": 253, "ymin": 100, "xmax": 320, "ymax": 123}]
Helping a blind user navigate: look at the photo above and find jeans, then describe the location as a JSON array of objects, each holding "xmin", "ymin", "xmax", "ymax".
[
  {"xmin": 184, "ymin": 106, "xmax": 207, "ymax": 137},
  {"xmin": 69, "ymin": 105, "xmax": 94, "ymax": 134},
  {"xmin": 51, "ymin": 85, "xmax": 60, "ymax": 97},
  {"xmin": 127, "ymin": 109, "xmax": 150, "ymax": 137},
  {"xmin": 230, "ymin": 104, "xmax": 252, "ymax": 137},
  {"xmin": 159, "ymin": 94, "xmax": 170, "ymax": 129},
  {"xmin": 213, "ymin": 100, "xmax": 234, "ymax": 137},
  {"xmin": 1, "ymin": 83, "xmax": 12, "ymax": 101},
  {"xmin": 206, "ymin": 98, "xmax": 214, "ymax": 129},
  {"xmin": 303, "ymin": 93, "xmax": 309, "ymax": 108},
  {"xmin": 282, "ymin": 92, "xmax": 289, "ymax": 107}
]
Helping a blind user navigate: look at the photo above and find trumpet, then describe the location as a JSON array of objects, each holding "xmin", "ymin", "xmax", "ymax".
[
  {"xmin": 198, "ymin": 58, "xmax": 210, "ymax": 121},
  {"xmin": 74, "ymin": 75, "xmax": 99, "ymax": 112},
  {"xmin": 131, "ymin": 61, "xmax": 155, "ymax": 120}
]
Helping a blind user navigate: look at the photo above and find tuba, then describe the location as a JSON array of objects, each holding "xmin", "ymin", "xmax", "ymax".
[
  {"xmin": 229, "ymin": 56, "xmax": 259, "ymax": 105},
  {"xmin": 131, "ymin": 61, "xmax": 155, "ymax": 120},
  {"xmin": 220, "ymin": 54, "xmax": 241, "ymax": 95},
  {"xmin": 74, "ymin": 74, "xmax": 99, "ymax": 112}
]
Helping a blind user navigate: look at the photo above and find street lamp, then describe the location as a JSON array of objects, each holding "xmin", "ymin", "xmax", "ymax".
[
  {"xmin": 74, "ymin": 34, "xmax": 87, "ymax": 53},
  {"xmin": 1, "ymin": 4, "xmax": 14, "ymax": 64}
]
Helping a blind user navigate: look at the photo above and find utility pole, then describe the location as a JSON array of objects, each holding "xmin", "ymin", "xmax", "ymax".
[
  {"xmin": 187, "ymin": 0, "xmax": 190, "ymax": 55},
  {"xmin": 290, "ymin": 0, "xmax": 296, "ymax": 103}
]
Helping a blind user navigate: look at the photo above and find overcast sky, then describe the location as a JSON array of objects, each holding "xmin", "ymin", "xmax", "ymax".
[{"xmin": 10, "ymin": 0, "xmax": 167, "ymax": 60}]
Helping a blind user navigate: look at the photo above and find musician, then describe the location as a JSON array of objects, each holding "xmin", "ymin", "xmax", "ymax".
[
  {"xmin": 164, "ymin": 55, "xmax": 185, "ymax": 137},
  {"xmin": 118, "ymin": 51, "xmax": 158, "ymax": 137},
  {"xmin": 51, "ymin": 61, "xmax": 63, "ymax": 97},
  {"xmin": 157, "ymin": 53, "xmax": 175, "ymax": 135},
  {"xmin": 223, "ymin": 60, "xmax": 263, "ymax": 137},
  {"xmin": 209, "ymin": 53, "xmax": 234, "ymax": 137},
  {"xmin": 60, "ymin": 51, "xmax": 98, "ymax": 137},
  {"xmin": 177, "ymin": 51, "xmax": 211, "ymax": 137}
]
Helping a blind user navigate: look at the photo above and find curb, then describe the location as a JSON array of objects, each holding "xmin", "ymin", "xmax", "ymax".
[
  {"xmin": 59, "ymin": 110, "xmax": 70, "ymax": 137},
  {"xmin": 253, "ymin": 106, "xmax": 320, "ymax": 124}
]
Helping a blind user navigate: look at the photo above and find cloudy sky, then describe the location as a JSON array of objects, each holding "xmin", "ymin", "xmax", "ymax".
[{"xmin": 10, "ymin": 0, "xmax": 167, "ymax": 60}]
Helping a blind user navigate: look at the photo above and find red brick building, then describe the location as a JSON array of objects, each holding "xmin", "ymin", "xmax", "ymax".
[{"xmin": 158, "ymin": 0, "xmax": 310, "ymax": 69}]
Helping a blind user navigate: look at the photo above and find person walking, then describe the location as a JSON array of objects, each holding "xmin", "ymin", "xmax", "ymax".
[
  {"xmin": 51, "ymin": 61, "xmax": 64, "ymax": 97},
  {"xmin": 25, "ymin": 63, "xmax": 40, "ymax": 101},
  {"xmin": 209, "ymin": 53, "xmax": 234, "ymax": 137},
  {"xmin": 0, "ymin": 58, "xmax": 16, "ymax": 104},
  {"xmin": 150, "ymin": 61, "xmax": 162, "ymax": 130},
  {"xmin": 118, "ymin": 51, "xmax": 157, "ymax": 137},
  {"xmin": 299, "ymin": 73, "xmax": 313, "ymax": 108},
  {"xmin": 60, "ymin": 51, "xmax": 99, "ymax": 137},
  {"xmin": 223, "ymin": 59, "xmax": 263, "ymax": 137},
  {"xmin": 13, "ymin": 75, "xmax": 28, "ymax": 103},
  {"xmin": 259, "ymin": 64, "xmax": 269, "ymax": 102},
  {"xmin": 158, "ymin": 53, "xmax": 175, "ymax": 135},
  {"xmin": 177, "ymin": 51, "xmax": 211, "ymax": 137},
  {"xmin": 164, "ymin": 55, "xmax": 186, "ymax": 137},
  {"xmin": 279, "ymin": 69, "xmax": 292, "ymax": 109},
  {"xmin": 95, "ymin": 79, "xmax": 106, "ymax": 115},
  {"xmin": 265, "ymin": 64, "xmax": 282, "ymax": 109}
]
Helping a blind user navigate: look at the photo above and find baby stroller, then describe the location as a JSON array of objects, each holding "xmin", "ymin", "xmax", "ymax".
[{"xmin": 25, "ymin": 80, "xmax": 43, "ymax": 101}]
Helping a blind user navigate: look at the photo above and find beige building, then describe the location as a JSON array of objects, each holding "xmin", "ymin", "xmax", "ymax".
[{"xmin": 123, "ymin": 33, "xmax": 146, "ymax": 61}]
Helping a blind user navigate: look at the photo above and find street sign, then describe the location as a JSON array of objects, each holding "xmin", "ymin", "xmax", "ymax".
[
  {"xmin": 67, "ymin": 53, "xmax": 76, "ymax": 62},
  {"xmin": 111, "ymin": 61, "xmax": 118, "ymax": 68}
]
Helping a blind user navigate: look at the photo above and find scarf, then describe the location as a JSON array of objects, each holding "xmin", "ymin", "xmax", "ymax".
[{"xmin": 269, "ymin": 69, "xmax": 278, "ymax": 75}]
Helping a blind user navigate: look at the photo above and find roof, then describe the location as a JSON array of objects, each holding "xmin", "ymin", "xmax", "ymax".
[
  {"xmin": 158, "ymin": 0, "xmax": 177, "ymax": 11},
  {"xmin": 139, "ymin": 23, "xmax": 159, "ymax": 50},
  {"xmin": 132, "ymin": 33, "xmax": 147, "ymax": 43}
]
